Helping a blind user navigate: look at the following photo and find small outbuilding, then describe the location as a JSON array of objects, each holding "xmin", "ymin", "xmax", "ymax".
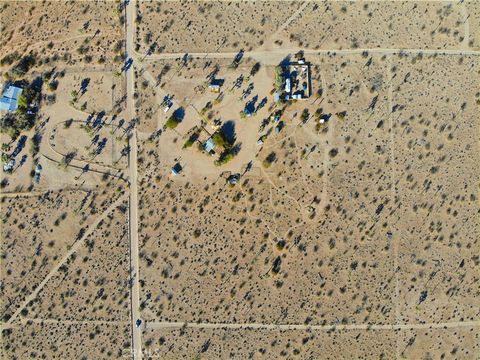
[
  {"xmin": 171, "ymin": 163, "xmax": 183, "ymax": 176},
  {"xmin": 3, "ymin": 159, "xmax": 15, "ymax": 172},
  {"xmin": 204, "ymin": 138, "xmax": 215, "ymax": 154},
  {"xmin": 208, "ymin": 84, "xmax": 221, "ymax": 93},
  {"xmin": 227, "ymin": 173, "xmax": 240, "ymax": 185}
]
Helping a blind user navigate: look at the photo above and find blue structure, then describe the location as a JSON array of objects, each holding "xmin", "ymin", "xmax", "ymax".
[
  {"xmin": 0, "ymin": 85, "xmax": 23, "ymax": 112},
  {"xmin": 171, "ymin": 163, "xmax": 183, "ymax": 176},
  {"xmin": 204, "ymin": 138, "xmax": 215, "ymax": 153}
]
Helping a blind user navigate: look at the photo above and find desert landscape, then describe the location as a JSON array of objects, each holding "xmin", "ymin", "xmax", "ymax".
[{"xmin": 1, "ymin": 1, "xmax": 479, "ymax": 359}]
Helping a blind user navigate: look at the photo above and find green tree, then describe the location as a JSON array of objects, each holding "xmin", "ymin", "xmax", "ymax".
[
  {"xmin": 165, "ymin": 115, "xmax": 180, "ymax": 129},
  {"xmin": 274, "ymin": 66, "xmax": 284, "ymax": 92}
]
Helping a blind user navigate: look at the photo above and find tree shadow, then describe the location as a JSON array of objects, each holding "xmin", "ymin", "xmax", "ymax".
[
  {"xmin": 220, "ymin": 120, "xmax": 236, "ymax": 144},
  {"xmin": 230, "ymin": 142, "xmax": 242, "ymax": 155},
  {"xmin": 279, "ymin": 55, "xmax": 291, "ymax": 67},
  {"xmin": 80, "ymin": 78, "xmax": 90, "ymax": 95},
  {"xmin": 172, "ymin": 107, "xmax": 185, "ymax": 122}
]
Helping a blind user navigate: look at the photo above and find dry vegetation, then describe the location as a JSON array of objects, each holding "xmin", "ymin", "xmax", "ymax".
[
  {"xmin": 0, "ymin": 0, "xmax": 125, "ymax": 69},
  {"xmin": 142, "ymin": 327, "xmax": 397, "ymax": 359},
  {"xmin": 1, "ymin": 0, "xmax": 479, "ymax": 358},
  {"xmin": 135, "ymin": 1, "xmax": 301, "ymax": 53},
  {"xmin": 142, "ymin": 325, "xmax": 479, "ymax": 359},
  {"xmin": 135, "ymin": 1, "xmax": 477, "ymax": 54},
  {"xmin": 390, "ymin": 55, "xmax": 479, "ymax": 324},
  {"xmin": 22, "ymin": 198, "xmax": 130, "ymax": 321},
  {"xmin": 0, "ymin": 187, "xmax": 125, "ymax": 322},
  {"xmin": 281, "ymin": 1, "xmax": 468, "ymax": 50},
  {"xmin": 3, "ymin": 322, "xmax": 131, "ymax": 359},
  {"xmin": 466, "ymin": 1, "xmax": 480, "ymax": 49}
]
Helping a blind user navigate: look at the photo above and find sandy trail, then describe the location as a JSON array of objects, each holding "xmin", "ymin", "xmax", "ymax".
[
  {"xmin": 137, "ymin": 47, "xmax": 480, "ymax": 67},
  {"xmin": 145, "ymin": 319, "xmax": 480, "ymax": 331},
  {"xmin": 3, "ymin": 192, "xmax": 129, "ymax": 326}
]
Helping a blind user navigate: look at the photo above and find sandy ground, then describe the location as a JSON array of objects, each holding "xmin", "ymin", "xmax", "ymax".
[
  {"xmin": 136, "ymin": 1, "xmax": 302, "ymax": 53},
  {"xmin": 0, "ymin": 0, "xmax": 124, "ymax": 67},
  {"xmin": 135, "ymin": 1, "xmax": 476, "ymax": 54},
  {"xmin": 0, "ymin": 187, "xmax": 125, "ymax": 322},
  {"xmin": 143, "ymin": 326, "xmax": 398, "ymax": 359},
  {"xmin": 3, "ymin": 321, "xmax": 131, "ymax": 359},
  {"xmin": 1, "ymin": 1, "xmax": 479, "ymax": 359},
  {"xmin": 22, "ymin": 198, "xmax": 130, "ymax": 322},
  {"xmin": 135, "ymin": 49, "xmax": 479, "ymax": 358}
]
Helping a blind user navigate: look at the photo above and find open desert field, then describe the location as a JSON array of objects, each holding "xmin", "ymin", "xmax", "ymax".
[
  {"xmin": 142, "ymin": 326, "xmax": 398, "ymax": 359},
  {"xmin": 3, "ymin": 321, "xmax": 131, "ymax": 359},
  {"xmin": 135, "ymin": 1, "xmax": 303, "ymax": 53},
  {"xmin": 1, "ymin": 0, "xmax": 479, "ymax": 359},
  {"xmin": 133, "ymin": 51, "xmax": 478, "ymax": 358},
  {"xmin": 141, "ymin": 325, "xmax": 479, "ymax": 359},
  {"xmin": 136, "ymin": 1, "xmax": 472, "ymax": 54},
  {"xmin": 0, "ymin": 0, "xmax": 125, "ymax": 68}
]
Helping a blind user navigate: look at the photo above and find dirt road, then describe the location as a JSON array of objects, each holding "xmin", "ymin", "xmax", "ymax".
[
  {"xmin": 145, "ymin": 319, "xmax": 480, "ymax": 332},
  {"xmin": 138, "ymin": 47, "xmax": 480, "ymax": 67},
  {"xmin": 125, "ymin": 1, "xmax": 142, "ymax": 359}
]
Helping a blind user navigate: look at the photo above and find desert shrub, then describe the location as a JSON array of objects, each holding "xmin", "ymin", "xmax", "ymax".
[
  {"xmin": 64, "ymin": 119, "xmax": 74, "ymax": 128},
  {"xmin": 262, "ymin": 152, "xmax": 276, "ymax": 168},
  {"xmin": 250, "ymin": 62, "xmax": 261, "ymax": 77},
  {"xmin": 183, "ymin": 130, "xmax": 199, "ymax": 149},
  {"xmin": 9, "ymin": 54, "xmax": 36, "ymax": 77},
  {"xmin": 214, "ymin": 152, "xmax": 234, "ymax": 166},
  {"xmin": 0, "ymin": 51, "xmax": 20, "ymax": 66},
  {"xmin": 30, "ymin": 132, "xmax": 41, "ymax": 155},
  {"xmin": 328, "ymin": 148, "xmax": 338, "ymax": 158},
  {"xmin": 48, "ymin": 80, "xmax": 58, "ymax": 91},
  {"xmin": 336, "ymin": 111, "xmax": 347, "ymax": 120},
  {"xmin": 183, "ymin": 138, "xmax": 194, "ymax": 148},
  {"xmin": 301, "ymin": 108, "xmax": 309, "ymax": 122}
]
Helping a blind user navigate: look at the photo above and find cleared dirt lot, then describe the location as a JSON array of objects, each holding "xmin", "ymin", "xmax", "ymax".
[
  {"xmin": 136, "ymin": 53, "xmax": 396, "ymax": 326},
  {"xmin": 58, "ymin": 71, "xmax": 116, "ymax": 114}
]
